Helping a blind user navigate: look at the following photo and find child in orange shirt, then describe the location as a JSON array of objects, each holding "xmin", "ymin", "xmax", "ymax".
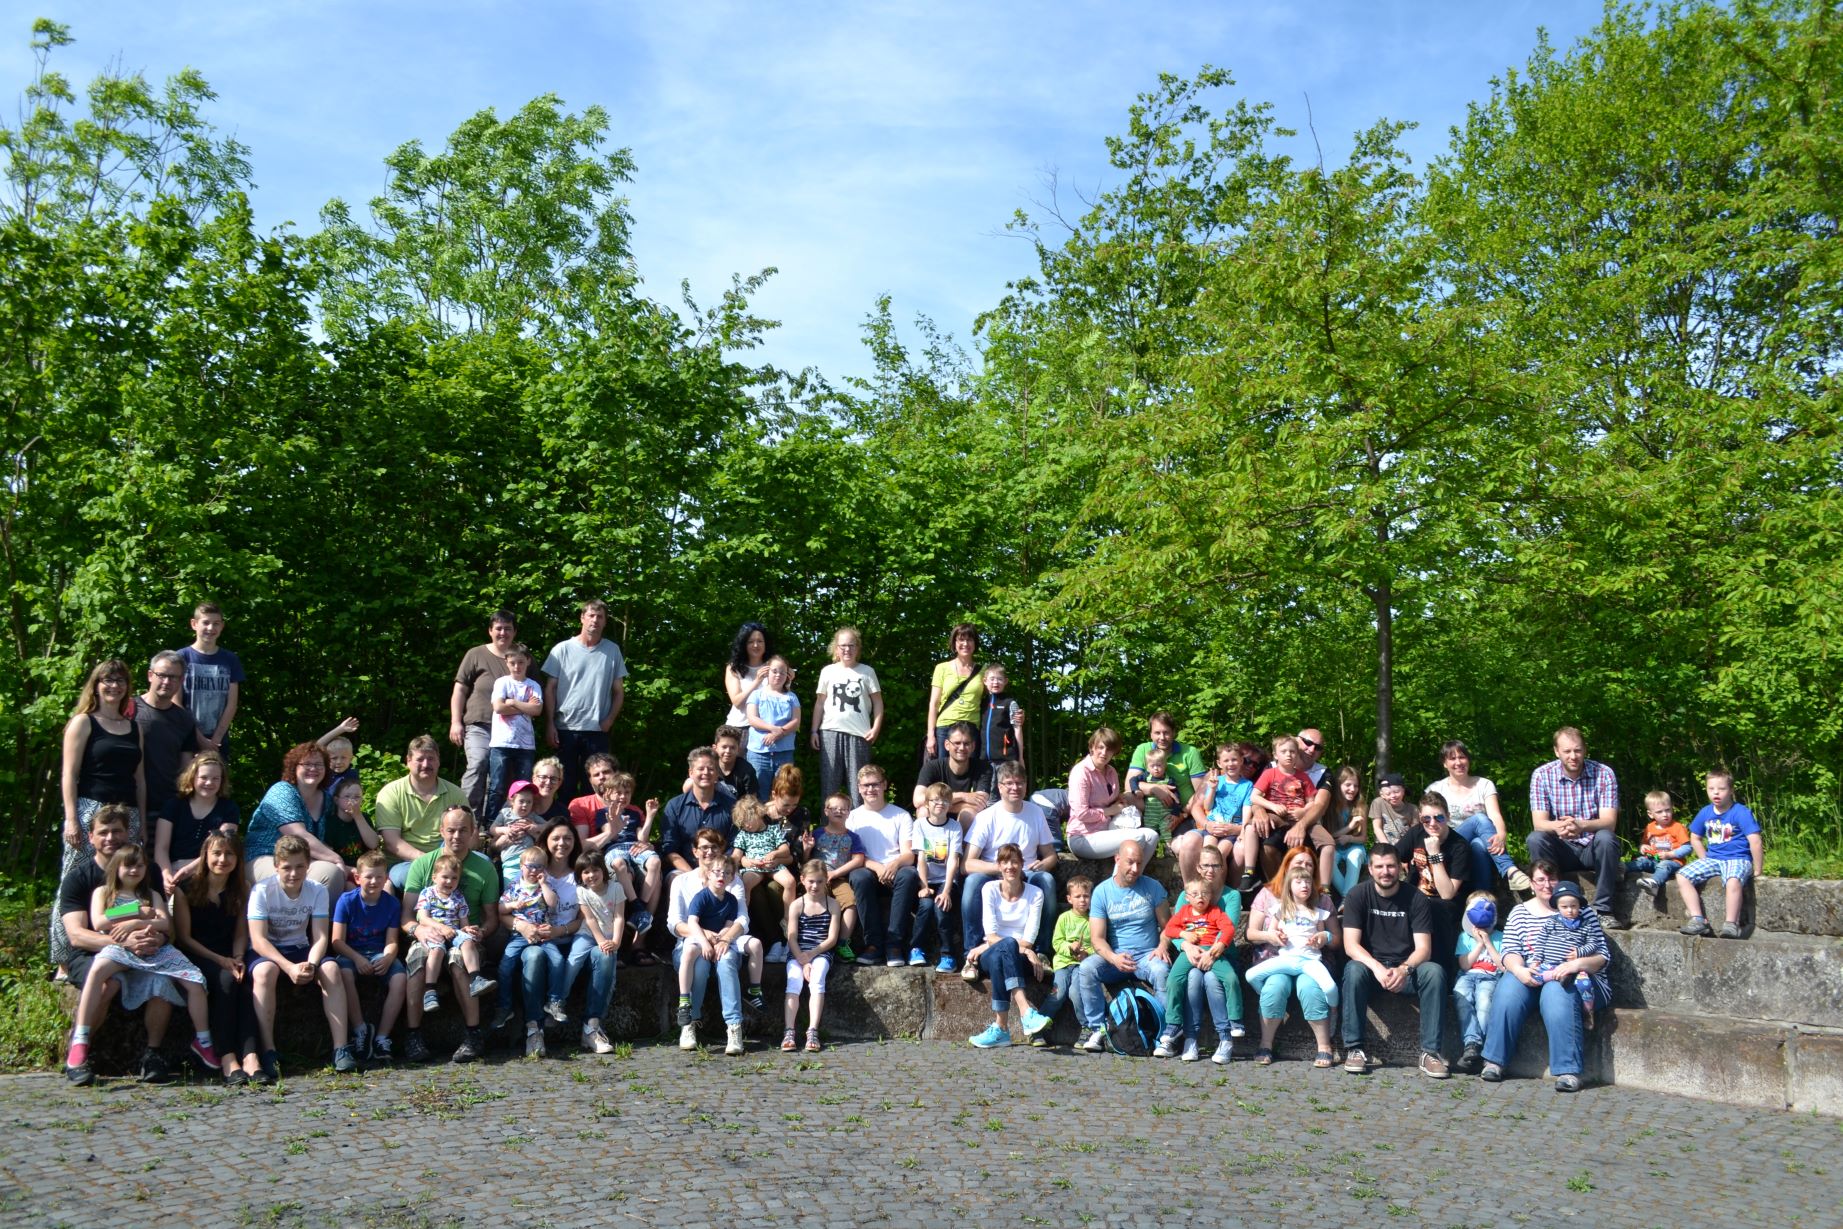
[
  {"xmin": 1157, "ymin": 876, "xmax": 1237, "ymax": 1062},
  {"xmin": 1628, "ymin": 790, "xmax": 1693, "ymax": 893}
]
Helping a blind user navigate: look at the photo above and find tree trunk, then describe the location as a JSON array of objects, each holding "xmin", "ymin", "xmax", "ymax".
[{"xmin": 1375, "ymin": 576, "xmax": 1393, "ymax": 776}]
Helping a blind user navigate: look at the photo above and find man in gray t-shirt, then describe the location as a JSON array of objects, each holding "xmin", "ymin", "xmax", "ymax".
[{"xmin": 542, "ymin": 598, "xmax": 629, "ymax": 805}]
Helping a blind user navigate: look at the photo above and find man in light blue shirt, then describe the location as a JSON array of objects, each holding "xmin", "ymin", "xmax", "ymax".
[
  {"xmin": 1074, "ymin": 840, "xmax": 1171, "ymax": 1051},
  {"xmin": 542, "ymin": 599, "xmax": 628, "ymax": 805}
]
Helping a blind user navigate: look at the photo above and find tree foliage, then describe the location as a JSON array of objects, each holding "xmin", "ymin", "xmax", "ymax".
[{"xmin": 3, "ymin": 2, "xmax": 1840, "ymax": 882}]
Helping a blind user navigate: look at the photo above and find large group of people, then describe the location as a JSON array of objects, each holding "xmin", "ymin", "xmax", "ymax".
[{"xmin": 56, "ymin": 603, "xmax": 1767, "ymax": 1095}]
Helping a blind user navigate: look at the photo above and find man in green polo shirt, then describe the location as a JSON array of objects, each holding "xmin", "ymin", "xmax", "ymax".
[
  {"xmin": 378, "ymin": 735, "xmax": 469, "ymax": 890},
  {"xmin": 398, "ymin": 805, "xmax": 500, "ymax": 1064},
  {"xmin": 1125, "ymin": 711, "xmax": 1210, "ymax": 881}
]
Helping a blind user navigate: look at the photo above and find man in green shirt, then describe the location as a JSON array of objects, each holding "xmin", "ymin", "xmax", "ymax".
[
  {"xmin": 378, "ymin": 735, "xmax": 469, "ymax": 890},
  {"xmin": 1125, "ymin": 711, "xmax": 1209, "ymax": 881},
  {"xmin": 397, "ymin": 805, "xmax": 499, "ymax": 1064}
]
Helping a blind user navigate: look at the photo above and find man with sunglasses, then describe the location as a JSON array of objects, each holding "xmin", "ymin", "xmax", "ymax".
[{"xmin": 1392, "ymin": 793, "xmax": 1474, "ymax": 978}]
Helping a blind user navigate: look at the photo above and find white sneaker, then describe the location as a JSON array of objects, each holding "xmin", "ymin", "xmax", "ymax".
[
  {"xmin": 679, "ymin": 1023, "xmax": 698, "ymax": 1051},
  {"xmin": 543, "ymin": 1000, "xmax": 568, "ymax": 1025},
  {"xmin": 524, "ymin": 1025, "xmax": 545, "ymax": 1060},
  {"xmin": 1181, "ymin": 1039, "xmax": 1200, "ymax": 1062},
  {"xmin": 1080, "ymin": 1028, "xmax": 1106, "ymax": 1053},
  {"xmin": 581, "ymin": 1022, "xmax": 615, "ymax": 1055},
  {"xmin": 1212, "ymin": 1038, "xmax": 1233, "ymax": 1065},
  {"xmin": 725, "ymin": 1023, "xmax": 745, "ymax": 1056},
  {"xmin": 1152, "ymin": 1030, "xmax": 1180, "ymax": 1059},
  {"xmin": 766, "ymin": 942, "xmax": 789, "ymax": 963}
]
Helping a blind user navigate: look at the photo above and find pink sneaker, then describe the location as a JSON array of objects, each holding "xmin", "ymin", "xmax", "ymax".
[
  {"xmin": 189, "ymin": 1037, "xmax": 221, "ymax": 1070},
  {"xmin": 65, "ymin": 1041, "xmax": 89, "ymax": 1069}
]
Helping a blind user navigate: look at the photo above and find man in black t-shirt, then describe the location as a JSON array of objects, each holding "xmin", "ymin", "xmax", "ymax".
[
  {"xmin": 1340, "ymin": 845, "xmax": 1448, "ymax": 1079},
  {"xmin": 61, "ymin": 806, "xmax": 176, "ymax": 1085},
  {"xmin": 135, "ymin": 650, "xmax": 204, "ymax": 812},
  {"xmin": 1393, "ymin": 794, "xmax": 1474, "ymax": 976},
  {"xmin": 912, "ymin": 722, "xmax": 994, "ymax": 822}
]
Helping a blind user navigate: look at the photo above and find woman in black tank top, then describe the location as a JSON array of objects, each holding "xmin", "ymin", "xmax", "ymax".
[{"xmin": 52, "ymin": 659, "xmax": 147, "ymax": 968}]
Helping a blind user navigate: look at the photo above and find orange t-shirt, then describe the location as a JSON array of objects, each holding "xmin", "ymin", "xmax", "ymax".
[{"xmin": 1642, "ymin": 819, "xmax": 1691, "ymax": 858}]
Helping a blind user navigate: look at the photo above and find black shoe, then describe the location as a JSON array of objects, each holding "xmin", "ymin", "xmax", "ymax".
[
  {"xmin": 451, "ymin": 1028, "xmax": 482, "ymax": 1064},
  {"xmin": 252, "ymin": 1050, "xmax": 279, "ymax": 1086},
  {"xmin": 224, "ymin": 1069, "xmax": 249, "ymax": 1088},
  {"xmin": 65, "ymin": 1061, "xmax": 94, "ymax": 1087},
  {"xmin": 403, "ymin": 1031, "xmax": 432, "ymax": 1064},
  {"xmin": 139, "ymin": 1049, "xmax": 172, "ymax": 1084},
  {"xmin": 1458, "ymin": 1042, "xmax": 1483, "ymax": 1074}
]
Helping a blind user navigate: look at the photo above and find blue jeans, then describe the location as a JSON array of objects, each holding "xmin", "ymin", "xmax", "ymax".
[
  {"xmin": 1256, "ymin": 969, "xmax": 1335, "ymax": 1022},
  {"xmin": 1074, "ymin": 951, "xmax": 1171, "ymax": 1030},
  {"xmin": 745, "ymin": 748, "xmax": 793, "ymax": 800},
  {"xmin": 1628, "ymin": 851, "xmax": 1690, "ymax": 883},
  {"xmin": 1453, "ymin": 814, "xmax": 1516, "ymax": 882},
  {"xmin": 675, "ymin": 938, "xmax": 744, "ymax": 1024},
  {"xmin": 497, "ymin": 935, "xmax": 566, "ymax": 1025},
  {"xmin": 960, "ymin": 871, "xmax": 1058, "ymax": 954},
  {"xmin": 1453, "ymin": 968, "xmax": 1497, "ymax": 1047},
  {"xmin": 1483, "ymin": 972, "xmax": 1584, "ymax": 1077},
  {"xmin": 1332, "ymin": 843, "xmax": 1368, "ymax": 896},
  {"xmin": 909, "ymin": 895, "xmax": 960, "ymax": 959},
  {"xmin": 1039, "ymin": 965, "xmax": 1079, "ymax": 1023},
  {"xmin": 486, "ymin": 746, "xmax": 534, "ymax": 825},
  {"xmin": 1341, "ymin": 959, "xmax": 1446, "ymax": 1054},
  {"xmin": 847, "ymin": 866, "xmax": 921, "ymax": 957},
  {"xmin": 1182, "ymin": 968, "xmax": 1229, "ymax": 1038},
  {"xmin": 979, "ymin": 937, "xmax": 1030, "ymax": 1013},
  {"xmin": 561, "ymin": 931, "xmax": 617, "ymax": 1020}
]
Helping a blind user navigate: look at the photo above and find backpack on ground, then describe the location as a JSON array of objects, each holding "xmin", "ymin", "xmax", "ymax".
[{"xmin": 1104, "ymin": 985, "xmax": 1164, "ymax": 1057}]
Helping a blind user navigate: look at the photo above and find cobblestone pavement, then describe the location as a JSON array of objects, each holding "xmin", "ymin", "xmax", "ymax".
[{"xmin": 0, "ymin": 1039, "xmax": 1837, "ymax": 1228}]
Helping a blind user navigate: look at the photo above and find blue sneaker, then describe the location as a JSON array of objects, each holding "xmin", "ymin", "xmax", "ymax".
[
  {"xmin": 908, "ymin": 948, "xmax": 928, "ymax": 967},
  {"xmin": 1021, "ymin": 1009, "xmax": 1052, "ymax": 1037},
  {"xmin": 969, "ymin": 1023, "xmax": 1012, "ymax": 1048},
  {"xmin": 935, "ymin": 955, "xmax": 956, "ymax": 973}
]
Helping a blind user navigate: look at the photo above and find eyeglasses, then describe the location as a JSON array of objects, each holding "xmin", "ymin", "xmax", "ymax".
[
  {"xmin": 151, "ymin": 672, "xmax": 184, "ymax": 682},
  {"xmin": 1299, "ymin": 737, "xmax": 1322, "ymax": 750}
]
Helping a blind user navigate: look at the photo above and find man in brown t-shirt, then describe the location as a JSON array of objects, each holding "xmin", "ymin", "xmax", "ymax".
[{"xmin": 448, "ymin": 610, "xmax": 517, "ymax": 817}]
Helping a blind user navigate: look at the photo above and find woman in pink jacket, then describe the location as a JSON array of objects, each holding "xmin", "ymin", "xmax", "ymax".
[{"xmin": 1064, "ymin": 728, "xmax": 1158, "ymax": 862}]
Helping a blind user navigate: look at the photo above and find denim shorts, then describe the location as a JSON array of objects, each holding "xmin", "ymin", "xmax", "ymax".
[{"xmin": 333, "ymin": 952, "xmax": 406, "ymax": 978}]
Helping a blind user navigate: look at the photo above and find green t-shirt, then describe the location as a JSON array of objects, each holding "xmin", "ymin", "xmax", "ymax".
[
  {"xmin": 1051, "ymin": 909, "xmax": 1091, "ymax": 971},
  {"xmin": 402, "ymin": 848, "xmax": 499, "ymax": 928},
  {"xmin": 931, "ymin": 660, "xmax": 986, "ymax": 726},
  {"xmin": 1127, "ymin": 741, "xmax": 1208, "ymax": 808}
]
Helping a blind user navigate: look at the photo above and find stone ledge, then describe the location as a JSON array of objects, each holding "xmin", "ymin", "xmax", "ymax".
[
  {"xmin": 1607, "ymin": 927, "xmax": 1843, "ymax": 1028},
  {"xmin": 1604, "ymin": 1007, "xmax": 1843, "ymax": 1116},
  {"xmin": 1616, "ymin": 873, "xmax": 1843, "ymax": 938}
]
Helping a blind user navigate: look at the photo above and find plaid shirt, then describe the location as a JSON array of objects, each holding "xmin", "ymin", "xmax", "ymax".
[{"xmin": 1529, "ymin": 759, "xmax": 1619, "ymax": 846}]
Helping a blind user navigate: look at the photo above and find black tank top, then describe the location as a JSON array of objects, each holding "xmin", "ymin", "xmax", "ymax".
[
  {"xmin": 187, "ymin": 894, "xmax": 237, "ymax": 958},
  {"xmin": 78, "ymin": 713, "xmax": 140, "ymax": 804}
]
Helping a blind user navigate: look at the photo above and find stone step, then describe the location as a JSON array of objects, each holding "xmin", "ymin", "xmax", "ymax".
[
  {"xmin": 1613, "ymin": 873, "xmax": 1843, "ymax": 938},
  {"xmin": 1608, "ymin": 927, "xmax": 1843, "ymax": 1027},
  {"xmin": 1602, "ymin": 1006, "xmax": 1843, "ymax": 1115}
]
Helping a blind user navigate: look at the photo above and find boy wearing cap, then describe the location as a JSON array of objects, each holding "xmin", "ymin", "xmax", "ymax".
[
  {"xmin": 1452, "ymin": 891, "xmax": 1503, "ymax": 1074},
  {"xmin": 1532, "ymin": 881, "xmax": 1611, "ymax": 1030},
  {"xmin": 490, "ymin": 780, "xmax": 544, "ymax": 882},
  {"xmin": 1368, "ymin": 773, "xmax": 1415, "ymax": 846}
]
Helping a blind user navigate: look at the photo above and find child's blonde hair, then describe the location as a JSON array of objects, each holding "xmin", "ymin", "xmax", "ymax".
[
  {"xmin": 1183, "ymin": 877, "xmax": 1209, "ymax": 905},
  {"xmin": 923, "ymin": 782, "xmax": 953, "ymax": 805},
  {"xmin": 732, "ymin": 796, "xmax": 765, "ymax": 831},
  {"xmin": 1065, "ymin": 875, "xmax": 1093, "ymax": 902},
  {"xmin": 1144, "ymin": 745, "xmax": 1168, "ymax": 768},
  {"xmin": 515, "ymin": 847, "xmax": 545, "ymax": 869},
  {"xmin": 799, "ymin": 858, "xmax": 830, "ymax": 891},
  {"xmin": 1643, "ymin": 789, "xmax": 1673, "ymax": 812}
]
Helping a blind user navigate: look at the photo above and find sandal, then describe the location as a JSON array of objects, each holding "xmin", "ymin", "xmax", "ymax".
[
  {"xmin": 1313, "ymin": 1051, "xmax": 1335, "ymax": 1068},
  {"xmin": 781, "ymin": 1029, "xmax": 797, "ymax": 1052},
  {"xmin": 804, "ymin": 1029, "xmax": 823, "ymax": 1053},
  {"xmin": 1255, "ymin": 1048, "xmax": 1274, "ymax": 1066}
]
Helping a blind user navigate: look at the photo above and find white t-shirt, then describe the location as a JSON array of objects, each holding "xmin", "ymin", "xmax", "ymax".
[
  {"xmin": 1427, "ymin": 775, "xmax": 1497, "ymax": 822},
  {"xmin": 248, "ymin": 877, "xmax": 329, "ymax": 949},
  {"xmin": 666, "ymin": 869, "xmax": 750, "ymax": 936},
  {"xmin": 848, "ymin": 803, "xmax": 911, "ymax": 865},
  {"xmin": 580, "ymin": 880, "xmax": 629, "ymax": 937},
  {"xmin": 964, "ymin": 801, "xmax": 1054, "ymax": 861},
  {"xmin": 816, "ymin": 662, "xmax": 881, "ymax": 740},
  {"xmin": 724, "ymin": 662, "xmax": 762, "ymax": 727},
  {"xmin": 546, "ymin": 873, "xmax": 581, "ymax": 929},
  {"xmin": 980, "ymin": 880, "xmax": 1044, "ymax": 945},
  {"xmin": 910, "ymin": 817, "xmax": 963, "ymax": 886},
  {"xmin": 490, "ymin": 675, "xmax": 543, "ymax": 749}
]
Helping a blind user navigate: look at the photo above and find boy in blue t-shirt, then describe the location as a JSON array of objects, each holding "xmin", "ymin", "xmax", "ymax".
[
  {"xmin": 330, "ymin": 851, "xmax": 410, "ymax": 1064},
  {"xmin": 1676, "ymin": 769, "xmax": 1763, "ymax": 940},
  {"xmin": 179, "ymin": 601, "xmax": 244, "ymax": 753}
]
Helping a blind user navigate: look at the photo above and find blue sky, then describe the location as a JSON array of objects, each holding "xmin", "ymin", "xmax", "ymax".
[{"xmin": 7, "ymin": 2, "xmax": 1609, "ymax": 381}]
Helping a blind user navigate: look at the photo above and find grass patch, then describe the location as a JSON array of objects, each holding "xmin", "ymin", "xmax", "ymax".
[{"xmin": 0, "ymin": 969, "xmax": 67, "ymax": 1070}]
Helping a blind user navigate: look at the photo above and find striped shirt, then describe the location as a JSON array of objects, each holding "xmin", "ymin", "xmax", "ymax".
[
  {"xmin": 1505, "ymin": 901, "xmax": 1611, "ymax": 1006},
  {"xmin": 1528, "ymin": 759, "xmax": 1619, "ymax": 845}
]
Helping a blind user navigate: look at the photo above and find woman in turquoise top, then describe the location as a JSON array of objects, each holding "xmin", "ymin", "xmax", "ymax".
[{"xmin": 245, "ymin": 742, "xmax": 347, "ymax": 889}]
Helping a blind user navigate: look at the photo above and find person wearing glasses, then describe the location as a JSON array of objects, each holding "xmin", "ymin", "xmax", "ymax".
[
  {"xmin": 1392, "ymin": 793, "xmax": 1474, "ymax": 980},
  {"xmin": 134, "ymin": 650, "xmax": 209, "ymax": 813}
]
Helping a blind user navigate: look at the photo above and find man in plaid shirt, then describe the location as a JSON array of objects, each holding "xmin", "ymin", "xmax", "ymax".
[{"xmin": 1526, "ymin": 727, "xmax": 1629, "ymax": 928}]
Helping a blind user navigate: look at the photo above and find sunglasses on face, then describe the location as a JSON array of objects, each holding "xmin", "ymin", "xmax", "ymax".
[{"xmin": 1299, "ymin": 738, "xmax": 1321, "ymax": 750}]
